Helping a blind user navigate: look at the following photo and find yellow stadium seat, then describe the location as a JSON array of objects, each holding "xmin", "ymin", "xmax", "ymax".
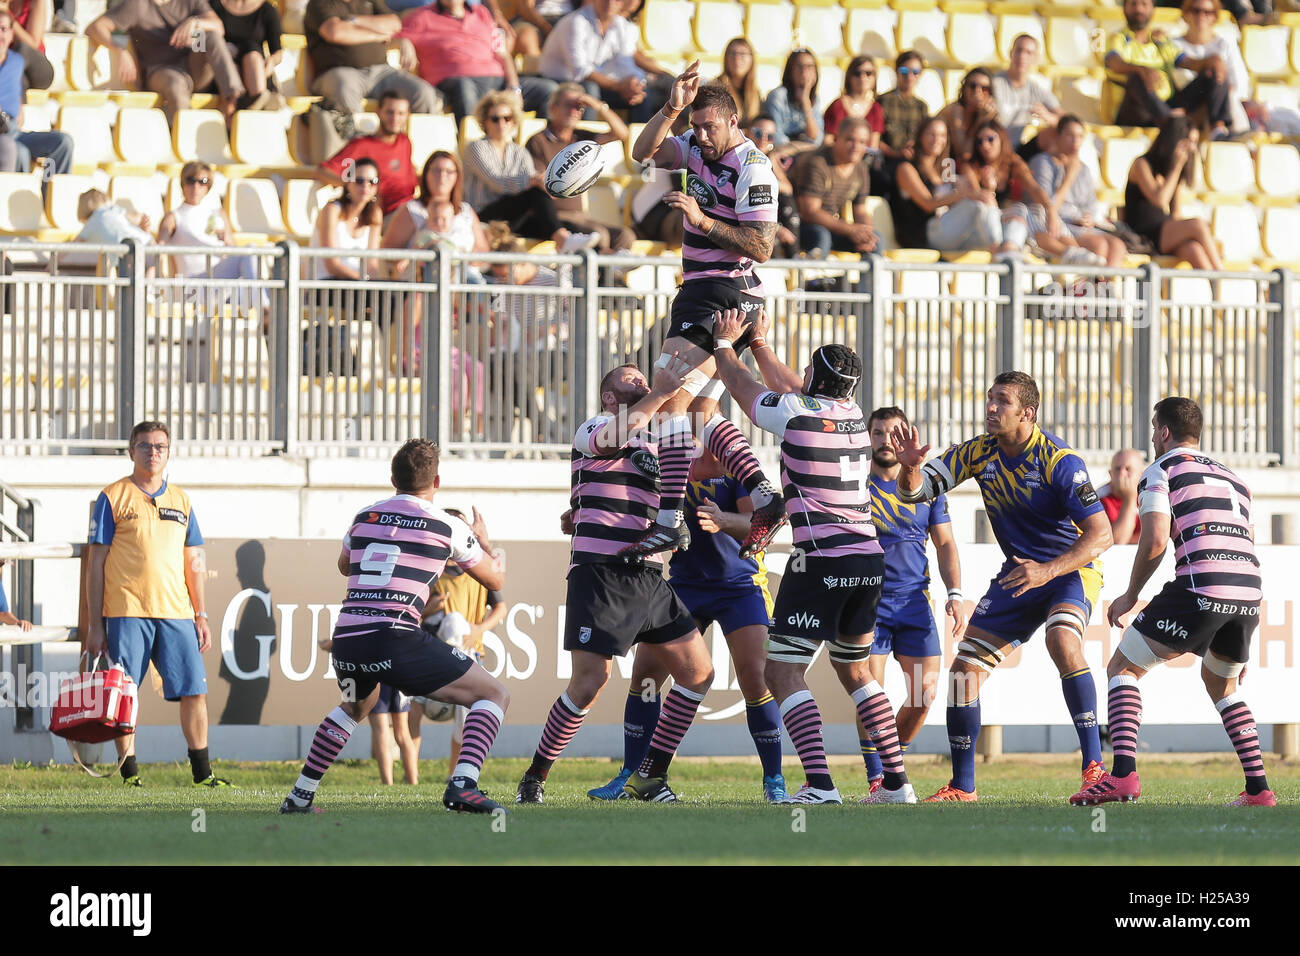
[
  {"xmin": 275, "ymin": 35, "xmax": 308, "ymax": 98},
  {"xmin": 227, "ymin": 178, "xmax": 289, "ymax": 238},
  {"xmin": 913, "ymin": 68, "xmax": 947, "ymax": 114},
  {"xmin": 230, "ymin": 111, "xmax": 296, "ymax": 167},
  {"xmin": 1202, "ymin": 141, "xmax": 1255, "ymax": 196},
  {"xmin": 408, "ymin": 113, "xmax": 460, "ymax": 171},
  {"xmin": 1253, "ymin": 80, "xmax": 1300, "ymax": 114},
  {"xmin": 996, "ymin": 9, "xmax": 1044, "ymax": 62},
  {"xmin": 864, "ymin": 195, "xmax": 896, "ymax": 249},
  {"xmin": 1241, "ymin": 24, "xmax": 1290, "ymax": 78},
  {"xmin": 1055, "ymin": 72, "xmax": 1104, "ymax": 125},
  {"xmin": 1044, "ymin": 16, "xmax": 1096, "ymax": 68},
  {"xmin": 1100, "ymin": 135, "xmax": 1148, "ymax": 189},
  {"xmin": 1292, "ymin": 24, "xmax": 1300, "ymax": 73},
  {"xmin": 44, "ymin": 34, "xmax": 74, "ymax": 93},
  {"xmin": 943, "ymin": 68, "xmax": 965, "ymax": 103},
  {"xmin": 283, "ymin": 177, "xmax": 331, "ymax": 241},
  {"xmin": 0, "ymin": 173, "xmax": 51, "ymax": 235},
  {"xmin": 459, "ymin": 115, "xmax": 487, "ymax": 147},
  {"xmin": 584, "ymin": 180, "xmax": 624, "ymax": 224},
  {"xmin": 68, "ymin": 36, "xmax": 113, "ymax": 91},
  {"xmin": 1262, "ymin": 205, "xmax": 1300, "ymax": 261},
  {"xmin": 1211, "ymin": 203, "xmax": 1262, "ymax": 263},
  {"xmin": 642, "ymin": 0, "xmax": 700, "ymax": 58},
  {"xmin": 45, "ymin": 174, "xmax": 98, "ymax": 234},
  {"xmin": 694, "ymin": 0, "xmax": 745, "ymax": 54},
  {"xmin": 946, "ymin": 9, "xmax": 999, "ymax": 68},
  {"xmin": 1255, "ymin": 142, "xmax": 1300, "ymax": 199},
  {"xmin": 793, "ymin": 0, "xmax": 851, "ymax": 59},
  {"xmin": 519, "ymin": 115, "xmax": 547, "ymax": 146},
  {"xmin": 895, "ymin": 1, "xmax": 950, "ymax": 66},
  {"xmin": 57, "ymin": 105, "xmax": 118, "ymax": 170},
  {"xmin": 844, "ymin": 0, "xmax": 897, "ymax": 60},
  {"xmin": 114, "ymin": 108, "xmax": 178, "ymax": 166},
  {"xmin": 174, "ymin": 109, "xmax": 234, "ymax": 165},
  {"xmin": 745, "ymin": 0, "xmax": 797, "ymax": 58},
  {"xmin": 109, "ymin": 176, "xmax": 167, "ymax": 227}
]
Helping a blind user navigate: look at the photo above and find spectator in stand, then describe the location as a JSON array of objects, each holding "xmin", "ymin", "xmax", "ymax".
[
  {"xmin": 0, "ymin": 10, "xmax": 72, "ymax": 176},
  {"xmin": 211, "ymin": 0, "xmax": 284, "ymax": 111},
  {"xmin": 1222, "ymin": 0, "xmax": 1274, "ymax": 26},
  {"xmin": 0, "ymin": 560, "xmax": 32, "ymax": 632},
  {"xmin": 538, "ymin": 0, "xmax": 674, "ymax": 123},
  {"xmin": 462, "ymin": 90, "xmax": 597, "ymax": 250},
  {"xmin": 511, "ymin": 0, "xmax": 579, "ymax": 59},
  {"xmin": 745, "ymin": 113, "xmax": 798, "ymax": 257},
  {"xmin": 824, "ymin": 55, "xmax": 882, "ymax": 147},
  {"xmin": 763, "ymin": 47, "xmax": 823, "ymax": 150},
  {"xmin": 876, "ymin": 49, "xmax": 929, "ymax": 195},
  {"xmin": 790, "ymin": 117, "xmax": 877, "ymax": 257},
  {"xmin": 1104, "ymin": 0, "xmax": 1231, "ymax": 137},
  {"xmin": 1099, "ymin": 448, "xmax": 1144, "ymax": 545},
  {"xmin": 1030, "ymin": 114, "xmax": 1127, "ymax": 267},
  {"xmin": 86, "ymin": 0, "xmax": 246, "ymax": 126},
  {"xmin": 993, "ymin": 34, "xmax": 1063, "ymax": 160},
  {"xmin": 715, "ymin": 37, "xmax": 763, "ymax": 129},
  {"xmin": 383, "ymin": 149, "xmax": 490, "ymax": 282},
  {"xmin": 75, "ymin": 189, "xmax": 157, "ymax": 274},
  {"xmin": 398, "ymin": 0, "xmax": 555, "ymax": 122},
  {"xmin": 525, "ymin": 83, "xmax": 634, "ymax": 253},
  {"xmin": 890, "ymin": 117, "xmax": 983, "ymax": 251},
  {"xmin": 1175, "ymin": 0, "xmax": 1253, "ymax": 135},
  {"xmin": 313, "ymin": 154, "xmax": 383, "ymax": 282},
  {"xmin": 1121, "ymin": 115, "xmax": 1223, "ymax": 269},
  {"xmin": 6, "ymin": 0, "xmax": 55, "ymax": 90},
  {"xmin": 938, "ymin": 67, "xmax": 999, "ymax": 164},
  {"xmin": 318, "ymin": 90, "xmax": 416, "ymax": 221},
  {"xmin": 303, "ymin": 0, "xmax": 439, "ymax": 115}
]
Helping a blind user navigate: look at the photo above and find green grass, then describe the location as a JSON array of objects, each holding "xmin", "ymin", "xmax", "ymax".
[{"xmin": 1, "ymin": 756, "xmax": 1295, "ymax": 865}]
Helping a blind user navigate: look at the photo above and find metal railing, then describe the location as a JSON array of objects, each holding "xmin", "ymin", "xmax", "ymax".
[
  {"xmin": 0, "ymin": 240, "xmax": 1296, "ymax": 465},
  {"xmin": 0, "ymin": 479, "xmax": 36, "ymax": 729}
]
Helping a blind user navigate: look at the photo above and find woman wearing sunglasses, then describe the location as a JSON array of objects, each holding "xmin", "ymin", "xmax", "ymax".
[
  {"xmin": 823, "ymin": 55, "xmax": 883, "ymax": 148},
  {"xmin": 937, "ymin": 67, "xmax": 998, "ymax": 163},
  {"xmin": 1174, "ymin": 0, "xmax": 1253, "ymax": 135},
  {"xmin": 313, "ymin": 156, "xmax": 383, "ymax": 282},
  {"xmin": 157, "ymin": 161, "xmax": 262, "ymax": 297}
]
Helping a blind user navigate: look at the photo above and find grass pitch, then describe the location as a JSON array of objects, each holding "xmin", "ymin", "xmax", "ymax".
[{"xmin": 1, "ymin": 755, "xmax": 1295, "ymax": 865}]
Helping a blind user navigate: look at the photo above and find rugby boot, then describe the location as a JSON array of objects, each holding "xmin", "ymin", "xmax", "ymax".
[
  {"xmin": 762, "ymin": 773, "xmax": 788, "ymax": 803},
  {"xmin": 863, "ymin": 782, "xmax": 918, "ymax": 804},
  {"xmin": 515, "ymin": 772, "xmax": 546, "ymax": 804},
  {"xmin": 617, "ymin": 521, "xmax": 691, "ymax": 562},
  {"xmin": 278, "ymin": 790, "xmax": 322, "ymax": 814},
  {"xmin": 195, "ymin": 775, "xmax": 235, "ymax": 788},
  {"xmin": 780, "ymin": 785, "xmax": 843, "ymax": 805},
  {"xmin": 1081, "ymin": 759, "xmax": 1107, "ymax": 788},
  {"xmin": 1070, "ymin": 771, "xmax": 1140, "ymax": 806},
  {"xmin": 924, "ymin": 781, "xmax": 978, "ymax": 802},
  {"xmin": 444, "ymin": 781, "xmax": 507, "ymax": 814},
  {"xmin": 740, "ymin": 482, "xmax": 788, "ymax": 559},
  {"xmin": 623, "ymin": 772, "xmax": 680, "ymax": 802},
  {"xmin": 1227, "ymin": 789, "xmax": 1277, "ymax": 807},
  {"xmin": 588, "ymin": 768, "xmax": 632, "ymax": 800}
]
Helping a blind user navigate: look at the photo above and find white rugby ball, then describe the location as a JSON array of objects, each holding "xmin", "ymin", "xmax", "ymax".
[
  {"xmin": 419, "ymin": 697, "xmax": 456, "ymax": 722},
  {"xmin": 545, "ymin": 139, "xmax": 605, "ymax": 199}
]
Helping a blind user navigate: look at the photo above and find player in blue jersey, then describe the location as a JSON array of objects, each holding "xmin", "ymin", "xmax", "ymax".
[
  {"xmin": 891, "ymin": 372, "xmax": 1113, "ymax": 802},
  {"xmin": 856, "ymin": 406, "xmax": 967, "ymax": 795},
  {"xmin": 578, "ymin": 442, "xmax": 788, "ymax": 803}
]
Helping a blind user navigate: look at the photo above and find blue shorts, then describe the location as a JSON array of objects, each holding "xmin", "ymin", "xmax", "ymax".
[
  {"xmin": 969, "ymin": 565, "xmax": 1102, "ymax": 647},
  {"xmin": 106, "ymin": 617, "xmax": 207, "ymax": 702},
  {"xmin": 671, "ymin": 579, "xmax": 771, "ymax": 634},
  {"xmin": 873, "ymin": 596, "xmax": 941, "ymax": 658},
  {"xmin": 369, "ymin": 683, "xmax": 410, "ymax": 715}
]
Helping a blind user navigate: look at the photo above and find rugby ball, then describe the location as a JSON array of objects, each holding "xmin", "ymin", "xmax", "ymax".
[
  {"xmin": 544, "ymin": 140, "xmax": 605, "ymax": 199},
  {"xmin": 419, "ymin": 697, "xmax": 456, "ymax": 722}
]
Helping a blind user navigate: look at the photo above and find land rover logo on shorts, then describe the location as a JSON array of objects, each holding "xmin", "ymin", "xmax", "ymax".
[
  {"xmin": 631, "ymin": 450, "xmax": 660, "ymax": 478},
  {"xmin": 578, "ymin": 626, "xmax": 592, "ymax": 644},
  {"xmin": 686, "ymin": 174, "xmax": 718, "ymax": 209}
]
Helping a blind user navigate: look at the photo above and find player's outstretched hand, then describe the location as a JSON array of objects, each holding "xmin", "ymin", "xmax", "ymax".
[
  {"xmin": 999, "ymin": 555, "xmax": 1051, "ymax": 598},
  {"xmin": 712, "ymin": 307, "xmax": 750, "ymax": 346},
  {"xmin": 888, "ymin": 423, "xmax": 931, "ymax": 468},
  {"xmin": 559, "ymin": 508, "xmax": 575, "ymax": 536},
  {"xmin": 669, "ymin": 60, "xmax": 702, "ymax": 113},
  {"xmin": 696, "ymin": 500, "xmax": 724, "ymax": 534},
  {"xmin": 749, "ymin": 306, "xmax": 771, "ymax": 342},
  {"xmin": 470, "ymin": 506, "xmax": 491, "ymax": 543},
  {"xmin": 1107, "ymin": 592, "xmax": 1137, "ymax": 628},
  {"xmin": 651, "ymin": 351, "xmax": 693, "ymax": 395}
]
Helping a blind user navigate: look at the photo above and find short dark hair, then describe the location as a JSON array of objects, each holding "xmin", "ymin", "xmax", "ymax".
[
  {"xmin": 868, "ymin": 405, "xmax": 910, "ymax": 430},
  {"xmin": 129, "ymin": 421, "xmax": 171, "ymax": 447},
  {"xmin": 377, "ymin": 89, "xmax": 409, "ymax": 109},
  {"xmin": 391, "ymin": 439, "xmax": 440, "ymax": 493},
  {"xmin": 992, "ymin": 371, "xmax": 1040, "ymax": 416},
  {"xmin": 1056, "ymin": 113, "xmax": 1084, "ymax": 134},
  {"xmin": 1153, "ymin": 396, "xmax": 1203, "ymax": 442},
  {"xmin": 809, "ymin": 344, "xmax": 862, "ymax": 400},
  {"xmin": 600, "ymin": 364, "xmax": 640, "ymax": 397},
  {"xmin": 896, "ymin": 49, "xmax": 924, "ymax": 71},
  {"xmin": 691, "ymin": 82, "xmax": 738, "ymax": 120}
]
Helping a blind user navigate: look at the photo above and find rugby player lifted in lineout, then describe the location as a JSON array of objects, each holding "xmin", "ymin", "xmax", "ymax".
[{"xmin": 620, "ymin": 61, "xmax": 787, "ymax": 562}]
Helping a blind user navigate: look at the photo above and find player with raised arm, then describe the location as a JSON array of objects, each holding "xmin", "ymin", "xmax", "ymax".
[
  {"xmin": 857, "ymin": 405, "xmax": 967, "ymax": 794},
  {"xmin": 890, "ymin": 372, "xmax": 1112, "ymax": 802},
  {"xmin": 515, "ymin": 361, "xmax": 717, "ymax": 804},
  {"xmin": 1071, "ymin": 398, "xmax": 1275, "ymax": 808},
  {"xmin": 279, "ymin": 440, "xmax": 509, "ymax": 816},
  {"xmin": 618, "ymin": 63, "xmax": 787, "ymax": 562},
  {"xmin": 583, "ymin": 437, "xmax": 786, "ymax": 803},
  {"xmin": 703, "ymin": 308, "xmax": 915, "ymax": 805}
]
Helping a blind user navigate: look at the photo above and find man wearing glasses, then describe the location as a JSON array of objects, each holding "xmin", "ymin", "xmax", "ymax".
[
  {"xmin": 85, "ymin": 421, "xmax": 232, "ymax": 790},
  {"xmin": 877, "ymin": 50, "xmax": 929, "ymax": 166},
  {"xmin": 992, "ymin": 34, "xmax": 1063, "ymax": 161}
]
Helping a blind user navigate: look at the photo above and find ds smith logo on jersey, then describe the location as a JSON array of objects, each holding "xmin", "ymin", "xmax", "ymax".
[{"xmin": 50, "ymin": 886, "xmax": 151, "ymax": 936}]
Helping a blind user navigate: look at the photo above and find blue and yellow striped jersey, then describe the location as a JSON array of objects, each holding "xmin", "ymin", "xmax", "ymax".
[
  {"xmin": 670, "ymin": 475, "xmax": 770, "ymax": 597},
  {"xmin": 871, "ymin": 475, "xmax": 950, "ymax": 605}
]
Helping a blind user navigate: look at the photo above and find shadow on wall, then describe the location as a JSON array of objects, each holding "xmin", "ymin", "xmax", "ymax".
[{"xmin": 219, "ymin": 540, "xmax": 275, "ymax": 724}]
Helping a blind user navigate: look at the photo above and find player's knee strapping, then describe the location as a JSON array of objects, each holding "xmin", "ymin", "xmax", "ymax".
[
  {"xmin": 1204, "ymin": 654, "xmax": 1245, "ymax": 679},
  {"xmin": 655, "ymin": 352, "xmax": 712, "ymax": 397},
  {"xmin": 828, "ymin": 637, "xmax": 873, "ymax": 664},
  {"xmin": 954, "ymin": 635, "xmax": 1006, "ymax": 672},
  {"xmin": 1046, "ymin": 607, "xmax": 1087, "ymax": 642},
  {"xmin": 766, "ymin": 632, "xmax": 819, "ymax": 667},
  {"xmin": 1118, "ymin": 626, "xmax": 1167, "ymax": 672}
]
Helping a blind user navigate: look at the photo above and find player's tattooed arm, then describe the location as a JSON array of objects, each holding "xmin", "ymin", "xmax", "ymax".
[{"xmin": 701, "ymin": 218, "xmax": 777, "ymax": 262}]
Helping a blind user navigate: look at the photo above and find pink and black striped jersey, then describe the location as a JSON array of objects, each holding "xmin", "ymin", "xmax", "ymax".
[
  {"xmin": 334, "ymin": 495, "xmax": 484, "ymax": 638},
  {"xmin": 1138, "ymin": 448, "xmax": 1261, "ymax": 601},
  {"xmin": 662, "ymin": 131, "xmax": 778, "ymax": 287},
  {"xmin": 751, "ymin": 390, "xmax": 882, "ymax": 558},
  {"xmin": 569, "ymin": 414, "xmax": 663, "ymax": 568}
]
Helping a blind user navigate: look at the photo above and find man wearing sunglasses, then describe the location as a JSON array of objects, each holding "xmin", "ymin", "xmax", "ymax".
[
  {"xmin": 878, "ymin": 50, "xmax": 928, "ymax": 166},
  {"xmin": 85, "ymin": 421, "xmax": 233, "ymax": 790}
]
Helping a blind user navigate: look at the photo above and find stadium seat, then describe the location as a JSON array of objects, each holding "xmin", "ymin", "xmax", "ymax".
[
  {"xmin": 745, "ymin": 0, "xmax": 797, "ymax": 58},
  {"xmin": 408, "ymin": 113, "xmax": 459, "ymax": 171},
  {"xmin": 584, "ymin": 180, "xmax": 624, "ymax": 224},
  {"xmin": 820, "ymin": 61, "xmax": 846, "ymax": 100},
  {"xmin": 946, "ymin": 6, "xmax": 999, "ymax": 69},
  {"xmin": 1253, "ymin": 80, "xmax": 1300, "ymax": 114},
  {"xmin": 864, "ymin": 195, "xmax": 896, "ymax": 249},
  {"xmin": 642, "ymin": 0, "xmax": 700, "ymax": 58},
  {"xmin": 275, "ymin": 35, "xmax": 308, "ymax": 98},
  {"xmin": 519, "ymin": 115, "xmax": 547, "ymax": 146},
  {"xmin": 694, "ymin": 1, "xmax": 745, "ymax": 53},
  {"xmin": 1240, "ymin": 24, "xmax": 1290, "ymax": 78},
  {"xmin": 114, "ymin": 108, "xmax": 178, "ymax": 166},
  {"xmin": 109, "ymin": 176, "xmax": 167, "ymax": 227},
  {"xmin": 995, "ymin": 6, "xmax": 1045, "ymax": 62},
  {"xmin": 0, "ymin": 173, "xmax": 51, "ymax": 236},
  {"xmin": 44, "ymin": 174, "xmax": 98, "ymax": 234},
  {"xmin": 283, "ymin": 177, "xmax": 331, "ymax": 241},
  {"xmin": 230, "ymin": 111, "xmax": 296, "ymax": 167},
  {"xmin": 68, "ymin": 36, "xmax": 113, "ymax": 91},
  {"xmin": 459, "ymin": 115, "xmax": 487, "ymax": 146},
  {"xmin": 1292, "ymin": 22, "xmax": 1300, "ymax": 73},
  {"xmin": 1211, "ymin": 202, "xmax": 1263, "ymax": 264},
  {"xmin": 1055, "ymin": 72, "xmax": 1104, "ymax": 125},
  {"xmin": 943, "ymin": 68, "xmax": 965, "ymax": 103},
  {"xmin": 895, "ymin": 0, "xmax": 950, "ymax": 66},
  {"xmin": 1044, "ymin": 16, "xmax": 1098, "ymax": 68},
  {"xmin": 793, "ymin": 0, "xmax": 851, "ymax": 59},
  {"xmin": 1100, "ymin": 135, "xmax": 1148, "ymax": 189},
  {"xmin": 913, "ymin": 68, "xmax": 947, "ymax": 114},
  {"xmin": 1202, "ymin": 141, "xmax": 1255, "ymax": 196},
  {"xmin": 44, "ymin": 33, "xmax": 74, "ymax": 93},
  {"xmin": 844, "ymin": 0, "xmax": 897, "ymax": 60},
  {"xmin": 57, "ymin": 105, "xmax": 118, "ymax": 170},
  {"xmin": 1261, "ymin": 205, "xmax": 1300, "ymax": 261},
  {"xmin": 174, "ymin": 109, "xmax": 235, "ymax": 166},
  {"xmin": 227, "ymin": 178, "xmax": 290, "ymax": 238},
  {"xmin": 1255, "ymin": 142, "xmax": 1300, "ymax": 199}
]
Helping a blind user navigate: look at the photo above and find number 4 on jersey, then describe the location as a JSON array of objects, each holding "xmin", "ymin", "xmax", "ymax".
[{"xmin": 839, "ymin": 452, "xmax": 870, "ymax": 494}]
